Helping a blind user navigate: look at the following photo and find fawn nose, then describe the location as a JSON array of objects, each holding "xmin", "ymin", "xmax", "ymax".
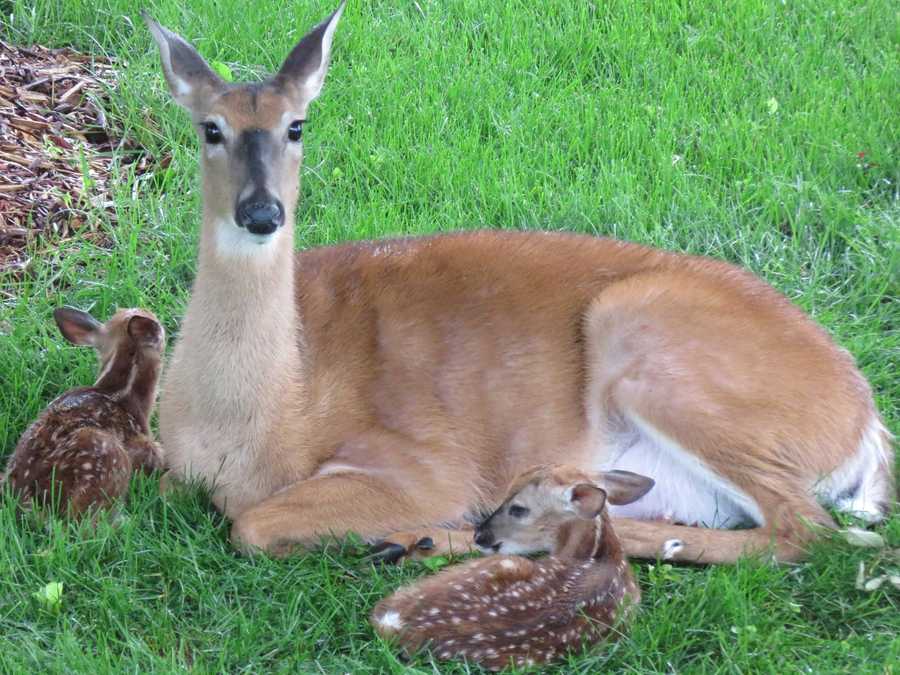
[
  {"xmin": 474, "ymin": 528, "xmax": 495, "ymax": 548},
  {"xmin": 236, "ymin": 198, "xmax": 284, "ymax": 235}
]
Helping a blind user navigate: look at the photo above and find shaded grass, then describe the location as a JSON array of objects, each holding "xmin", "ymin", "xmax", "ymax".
[{"xmin": 1, "ymin": 0, "xmax": 897, "ymax": 672}]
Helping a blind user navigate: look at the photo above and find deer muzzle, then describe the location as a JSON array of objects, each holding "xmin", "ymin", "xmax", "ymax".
[{"xmin": 236, "ymin": 195, "xmax": 284, "ymax": 235}]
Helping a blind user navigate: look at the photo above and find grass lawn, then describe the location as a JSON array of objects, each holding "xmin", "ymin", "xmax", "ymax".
[{"xmin": 1, "ymin": 0, "xmax": 898, "ymax": 671}]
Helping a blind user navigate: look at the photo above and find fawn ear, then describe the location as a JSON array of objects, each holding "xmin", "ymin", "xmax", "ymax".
[
  {"xmin": 568, "ymin": 483, "xmax": 607, "ymax": 519},
  {"xmin": 54, "ymin": 307, "xmax": 102, "ymax": 346},
  {"xmin": 127, "ymin": 315, "xmax": 164, "ymax": 348},
  {"xmin": 596, "ymin": 470, "xmax": 655, "ymax": 505},
  {"xmin": 143, "ymin": 12, "xmax": 225, "ymax": 112},
  {"xmin": 275, "ymin": 2, "xmax": 345, "ymax": 109}
]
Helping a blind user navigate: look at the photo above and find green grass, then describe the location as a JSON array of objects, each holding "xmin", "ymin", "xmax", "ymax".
[{"xmin": 1, "ymin": 0, "xmax": 897, "ymax": 671}]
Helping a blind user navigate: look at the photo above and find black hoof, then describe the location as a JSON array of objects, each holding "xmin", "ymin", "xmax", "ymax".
[
  {"xmin": 367, "ymin": 541, "xmax": 408, "ymax": 564},
  {"xmin": 415, "ymin": 536, "xmax": 435, "ymax": 551}
]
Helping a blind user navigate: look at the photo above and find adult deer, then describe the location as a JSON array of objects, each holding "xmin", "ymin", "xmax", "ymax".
[{"xmin": 145, "ymin": 4, "xmax": 893, "ymax": 564}]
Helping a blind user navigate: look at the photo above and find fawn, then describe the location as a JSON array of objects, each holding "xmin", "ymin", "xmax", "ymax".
[
  {"xmin": 371, "ymin": 465, "xmax": 654, "ymax": 670},
  {"xmin": 3, "ymin": 308, "xmax": 165, "ymax": 517},
  {"xmin": 145, "ymin": 5, "xmax": 892, "ymax": 565}
]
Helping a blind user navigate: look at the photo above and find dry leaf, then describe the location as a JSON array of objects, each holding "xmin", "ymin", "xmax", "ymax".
[
  {"xmin": 863, "ymin": 575, "xmax": 886, "ymax": 592},
  {"xmin": 841, "ymin": 528, "xmax": 885, "ymax": 548}
]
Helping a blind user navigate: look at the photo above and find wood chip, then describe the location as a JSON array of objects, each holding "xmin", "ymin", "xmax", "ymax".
[{"xmin": 0, "ymin": 40, "xmax": 166, "ymax": 276}]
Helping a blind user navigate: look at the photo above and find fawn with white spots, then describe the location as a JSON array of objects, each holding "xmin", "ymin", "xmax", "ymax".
[
  {"xmin": 3, "ymin": 308, "xmax": 165, "ymax": 517},
  {"xmin": 371, "ymin": 465, "xmax": 654, "ymax": 670}
]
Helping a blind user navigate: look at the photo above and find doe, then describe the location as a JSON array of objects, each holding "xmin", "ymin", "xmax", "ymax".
[
  {"xmin": 372, "ymin": 465, "xmax": 654, "ymax": 671},
  {"xmin": 144, "ymin": 4, "xmax": 893, "ymax": 565}
]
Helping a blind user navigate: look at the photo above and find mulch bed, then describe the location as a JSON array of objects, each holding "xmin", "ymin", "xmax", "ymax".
[{"xmin": 0, "ymin": 40, "xmax": 160, "ymax": 279}]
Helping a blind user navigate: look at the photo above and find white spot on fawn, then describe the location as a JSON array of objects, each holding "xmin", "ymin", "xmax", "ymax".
[{"xmin": 376, "ymin": 611, "xmax": 403, "ymax": 631}]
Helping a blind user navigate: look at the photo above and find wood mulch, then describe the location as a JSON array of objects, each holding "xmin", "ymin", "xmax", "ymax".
[{"xmin": 0, "ymin": 40, "xmax": 161, "ymax": 279}]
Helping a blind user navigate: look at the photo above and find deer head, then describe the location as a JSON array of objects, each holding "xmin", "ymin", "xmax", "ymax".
[
  {"xmin": 54, "ymin": 307, "xmax": 165, "ymax": 364},
  {"xmin": 474, "ymin": 465, "xmax": 654, "ymax": 555},
  {"xmin": 143, "ymin": 4, "xmax": 344, "ymax": 254},
  {"xmin": 53, "ymin": 306, "xmax": 166, "ymax": 421}
]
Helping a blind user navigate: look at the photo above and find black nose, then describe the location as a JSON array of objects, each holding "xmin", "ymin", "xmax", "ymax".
[
  {"xmin": 474, "ymin": 528, "xmax": 495, "ymax": 548},
  {"xmin": 236, "ymin": 199, "xmax": 284, "ymax": 235}
]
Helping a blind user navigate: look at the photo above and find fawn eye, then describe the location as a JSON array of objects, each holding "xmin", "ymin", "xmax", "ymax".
[
  {"xmin": 508, "ymin": 504, "xmax": 530, "ymax": 518},
  {"xmin": 287, "ymin": 120, "xmax": 304, "ymax": 142},
  {"xmin": 203, "ymin": 122, "xmax": 223, "ymax": 144}
]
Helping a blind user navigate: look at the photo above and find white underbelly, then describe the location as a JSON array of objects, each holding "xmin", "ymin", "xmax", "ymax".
[{"xmin": 596, "ymin": 414, "xmax": 764, "ymax": 529}]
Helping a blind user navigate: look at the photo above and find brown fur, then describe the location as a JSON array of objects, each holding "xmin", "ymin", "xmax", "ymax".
[
  {"xmin": 147, "ymin": 8, "xmax": 894, "ymax": 565},
  {"xmin": 371, "ymin": 466, "xmax": 642, "ymax": 670},
  {"xmin": 3, "ymin": 308, "xmax": 165, "ymax": 517}
]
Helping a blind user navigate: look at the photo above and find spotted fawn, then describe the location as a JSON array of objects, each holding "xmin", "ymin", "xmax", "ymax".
[
  {"xmin": 371, "ymin": 464, "xmax": 654, "ymax": 670},
  {"xmin": 3, "ymin": 307, "xmax": 165, "ymax": 517}
]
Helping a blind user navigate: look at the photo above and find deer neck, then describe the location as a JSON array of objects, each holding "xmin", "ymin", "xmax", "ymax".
[
  {"xmin": 185, "ymin": 209, "xmax": 307, "ymax": 415},
  {"xmin": 591, "ymin": 510, "xmax": 625, "ymax": 563},
  {"xmin": 553, "ymin": 511, "xmax": 624, "ymax": 564},
  {"xmin": 553, "ymin": 518, "xmax": 601, "ymax": 561},
  {"xmin": 95, "ymin": 347, "xmax": 161, "ymax": 432}
]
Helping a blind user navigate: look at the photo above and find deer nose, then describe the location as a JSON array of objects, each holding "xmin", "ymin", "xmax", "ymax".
[
  {"xmin": 236, "ymin": 199, "xmax": 284, "ymax": 235},
  {"xmin": 474, "ymin": 528, "xmax": 495, "ymax": 548}
]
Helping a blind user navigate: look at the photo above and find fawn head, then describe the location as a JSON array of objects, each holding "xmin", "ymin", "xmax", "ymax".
[
  {"xmin": 474, "ymin": 465, "xmax": 654, "ymax": 555},
  {"xmin": 54, "ymin": 307, "xmax": 165, "ymax": 371},
  {"xmin": 143, "ymin": 4, "xmax": 344, "ymax": 250}
]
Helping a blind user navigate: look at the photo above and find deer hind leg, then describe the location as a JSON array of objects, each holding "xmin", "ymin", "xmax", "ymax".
[
  {"xmin": 582, "ymin": 271, "xmax": 884, "ymax": 564},
  {"xmin": 38, "ymin": 429, "xmax": 133, "ymax": 518},
  {"xmin": 599, "ymin": 420, "xmax": 835, "ymax": 563},
  {"xmin": 595, "ymin": 409, "xmax": 845, "ymax": 562},
  {"xmin": 612, "ymin": 505, "xmax": 828, "ymax": 564}
]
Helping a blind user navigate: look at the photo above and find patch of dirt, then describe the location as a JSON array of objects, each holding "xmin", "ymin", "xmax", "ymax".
[{"xmin": 0, "ymin": 40, "xmax": 164, "ymax": 278}]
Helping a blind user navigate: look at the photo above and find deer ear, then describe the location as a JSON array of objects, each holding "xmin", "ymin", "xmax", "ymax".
[
  {"xmin": 127, "ymin": 315, "xmax": 164, "ymax": 348},
  {"xmin": 142, "ymin": 12, "xmax": 224, "ymax": 111},
  {"xmin": 54, "ymin": 307, "xmax": 102, "ymax": 347},
  {"xmin": 275, "ymin": 2, "xmax": 345, "ymax": 107},
  {"xmin": 568, "ymin": 483, "xmax": 607, "ymax": 519},
  {"xmin": 596, "ymin": 470, "xmax": 655, "ymax": 505}
]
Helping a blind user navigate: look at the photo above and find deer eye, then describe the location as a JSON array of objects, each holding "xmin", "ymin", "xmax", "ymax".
[
  {"xmin": 508, "ymin": 504, "xmax": 530, "ymax": 518},
  {"xmin": 287, "ymin": 120, "xmax": 304, "ymax": 142},
  {"xmin": 203, "ymin": 122, "xmax": 223, "ymax": 144}
]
